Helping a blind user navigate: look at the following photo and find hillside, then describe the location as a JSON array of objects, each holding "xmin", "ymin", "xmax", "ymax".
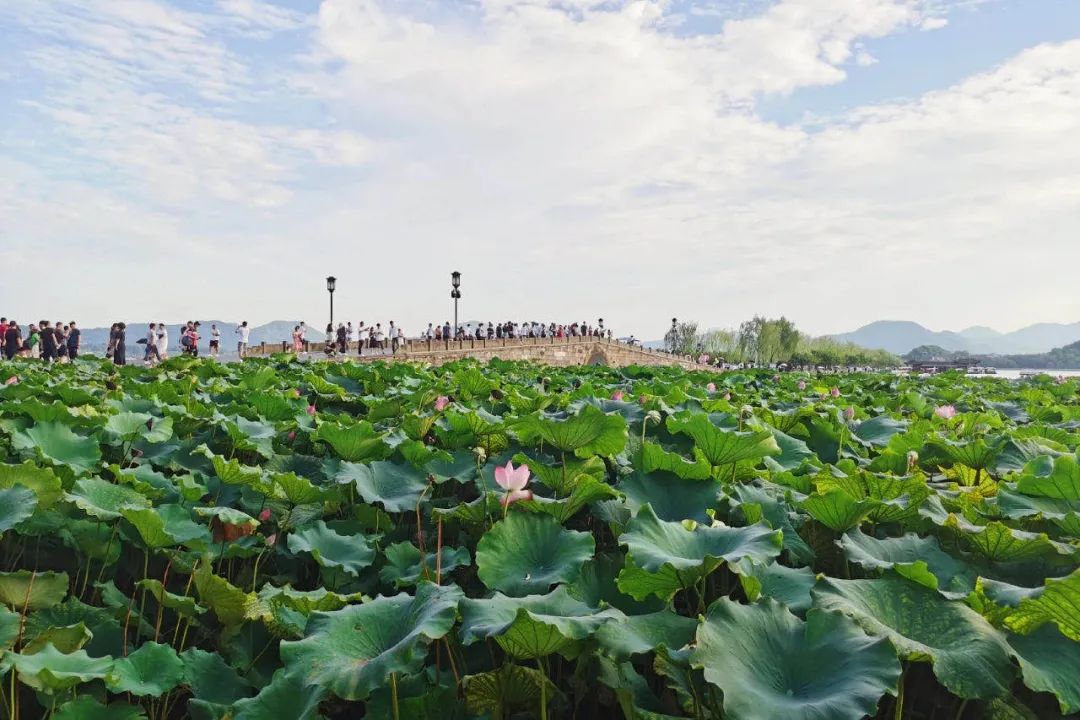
[
  {"xmin": 904, "ymin": 341, "xmax": 1080, "ymax": 370},
  {"xmin": 831, "ymin": 320, "xmax": 1080, "ymax": 355}
]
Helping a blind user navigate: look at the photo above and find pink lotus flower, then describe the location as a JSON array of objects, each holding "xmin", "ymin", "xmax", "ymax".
[
  {"xmin": 4, "ymin": 376, "xmax": 17, "ymax": 386},
  {"xmin": 639, "ymin": 395, "xmax": 647, "ymax": 406},
  {"xmin": 611, "ymin": 390, "xmax": 625, "ymax": 401},
  {"xmin": 306, "ymin": 404, "xmax": 316, "ymax": 416},
  {"xmin": 934, "ymin": 405, "xmax": 957, "ymax": 419},
  {"xmin": 723, "ymin": 393, "xmax": 731, "ymax": 401},
  {"xmin": 843, "ymin": 407, "xmax": 855, "ymax": 420},
  {"xmin": 434, "ymin": 396, "xmax": 450, "ymax": 411},
  {"xmin": 259, "ymin": 509, "xmax": 271, "ymax": 522},
  {"xmin": 494, "ymin": 461, "xmax": 532, "ymax": 508},
  {"xmin": 798, "ymin": 380, "xmax": 806, "ymax": 391},
  {"xmin": 289, "ymin": 389, "xmax": 301, "ymax": 398},
  {"xmin": 287, "ymin": 430, "xmax": 296, "ymax": 442},
  {"xmin": 706, "ymin": 383, "xmax": 716, "ymax": 393},
  {"xmin": 265, "ymin": 534, "xmax": 277, "ymax": 546},
  {"xmin": 698, "ymin": 354, "xmax": 710, "ymax": 364},
  {"xmin": 830, "ymin": 387, "xmax": 841, "ymax": 398}
]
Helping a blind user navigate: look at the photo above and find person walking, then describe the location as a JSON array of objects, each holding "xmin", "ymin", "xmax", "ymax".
[
  {"xmin": 209, "ymin": 324, "xmax": 221, "ymax": 357},
  {"xmin": 291, "ymin": 325, "xmax": 303, "ymax": 354},
  {"xmin": 143, "ymin": 323, "xmax": 161, "ymax": 365},
  {"xmin": 236, "ymin": 321, "xmax": 250, "ymax": 359},
  {"xmin": 336, "ymin": 323, "xmax": 348, "ymax": 354},
  {"xmin": 156, "ymin": 323, "xmax": 169, "ymax": 360},
  {"xmin": 389, "ymin": 321, "xmax": 398, "ymax": 353},
  {"xmin": 66, "ymin": 321, "xmax": 80, "ymax": 360},
  {"xmin": 357, "ymin": 321, "xmax": 366, "ymax": 356},
  {"xmin": 298, "ymin": 321, "xmax": 308, "ymax": 354},
  {"xmin": 39, "ymin": 321, "xmax": 58, "ymax": 363},
  {"xmin": 113, "ymin": 323, "xmax": 127, "ymax": 366},
  {"xmin": 3, "ymin": 322, "xmax": 21, "ymax": 360}
]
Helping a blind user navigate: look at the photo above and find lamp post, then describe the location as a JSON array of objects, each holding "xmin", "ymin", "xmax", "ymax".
[
  {"xmin": 450, "ymin": 271, "xmax": 462, "ymax": 339},
  {"xmin": 668, "ymin": 317, "xmax": 678, "ymax": 353},
  {"xmin": 326, "ymin": 276, "xmax": 337, "ymax": 330}
]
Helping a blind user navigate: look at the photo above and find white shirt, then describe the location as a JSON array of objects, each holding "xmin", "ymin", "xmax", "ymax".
[
  {"xmin": 211, "ymin": 328, "xmax": 220, "ymax": 341},
  {"xmin": 236, "ymin": 325, "xmax": 251, "ymax": 343},
  {"xmin": 156, "ymin": 328, "xmax": 169, "ymax": 353}
]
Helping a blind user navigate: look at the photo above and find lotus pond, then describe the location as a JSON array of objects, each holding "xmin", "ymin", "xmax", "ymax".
[{"xmin": 0, "ymin": 356, "xmax": 1077, "ymax": 720}]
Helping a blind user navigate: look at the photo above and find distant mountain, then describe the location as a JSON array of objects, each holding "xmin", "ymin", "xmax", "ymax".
[{"xmin": 830, "ymin": 320, "xmax": 1080, "ymax": 356}]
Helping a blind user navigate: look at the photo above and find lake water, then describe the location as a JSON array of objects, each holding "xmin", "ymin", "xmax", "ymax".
[{"xmin": 969, "ymin": 369, "xmax": 1080, "ymax": 380}]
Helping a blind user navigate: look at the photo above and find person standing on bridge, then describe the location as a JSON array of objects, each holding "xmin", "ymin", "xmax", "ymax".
[
  {"xmin": 292, "ymin": 325, "xmax": 303, "ymax": 354},
  {"xmin": 236, "ymin": 321, "xmax": 250, "ymax": 359}
]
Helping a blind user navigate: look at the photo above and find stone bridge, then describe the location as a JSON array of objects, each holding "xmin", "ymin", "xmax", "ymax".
[{"xmin": 246, "ymin": 336, "xmax": 702, "ymax": 369}]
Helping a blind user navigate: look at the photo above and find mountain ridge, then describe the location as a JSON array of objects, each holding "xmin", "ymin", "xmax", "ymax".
[{"xmin": 829, "ymin": 320, "xmax": 1080, "ymax": 355}]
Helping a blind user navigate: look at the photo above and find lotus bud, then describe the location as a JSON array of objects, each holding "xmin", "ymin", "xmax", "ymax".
[
  {"xmin": 906, "ymin": 450, "xmax": 919, "ymax": 472},
  {"xmin": 289, "ymin": 388, "xmax": 301, "ymax": 398},
  {"xmin": 287, "ymin": 430, "xmax": 296, "ymax": 442},
  {"xmin": 740, "ymin": 405, "xmax": 754, "ymax": 419},
  {"xmin": 830, "ymin": 387, "xmax": 841, "ymax": 398},
  {"xmin": 265, "ymin": 533, "xmax": 277, "ymax": 546},
  {"xmin": 843, "ymin": 406, "xmax": 855, "ymax": 420},
  {"xmin": 473, "ymin": 446, "xmax": 487, "ymax": 462},
  {"xmin": 259, "ymin": 508, "xmax": 272, "ymax": 522},
  {"xmin": 306, "ymin": 404, "xmax": 316, "ymax": 416},
  {"xmin": 4, "ymin": 376, "xmax": 19, "ymax": 386},
  {"xmin": 434, "ymin": 395, "xmax": 450, "ymax": 411},
  {"xmin": 645, "ymin": 410, "xmax": 661, "ymax": 424},
  {"xmin": 706, "ymin": 382, "xmax": 716, "ymax": 393},
  {"xmin": 798, "ymin": 380, "xmax": 806, "ymax": 391},
  {"xmin": 723, "ymin": 392, "xmax": 731, "ymax": 401},
  {"xmin": 612, "ymin": 390, "xmax": 625, "ymax": 401}
]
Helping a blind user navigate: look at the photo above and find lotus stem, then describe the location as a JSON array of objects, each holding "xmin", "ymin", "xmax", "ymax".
[
  {"xmin": 954, "ymin": 699, "xmax": 968, "ymax": 720},
  {"xmin": 137, "ymin": 549, "xmax": 150, "ymax": 641},
  {"xmin": 538, "ymin": 657, "xmax": 548, "ymax": 720},
  {"xmin": 390, "ymin": 672, "xmax": 401, "ymax": 720},
  {"xmin": 894, "ymin": 663, "xmax": 905, "ymax": 720},
  {"xmin": 435, "ymin": 518, "xmax": 444, "ymax": 586}
]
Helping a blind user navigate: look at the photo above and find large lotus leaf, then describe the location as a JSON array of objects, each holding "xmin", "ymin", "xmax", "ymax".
[
  {"xmin": 231, "ymin": 668, "xmax": 327, "ymax": 720},
  {"xmin": 201, "ymin": 449, "xmax": 265, "ymax": 489},
  {"xmin": 181, "ymin": 647, "xmax": 253, "ymax": 705},
  {"xmin": 1007, "ymin": 625, "xmax": 1080, "ymax": 714},
  {"xmin": 517, "ymin": 473, "xmax": 618, "ymax": 522},
  {"xmin": 12, "ymin": 643, "xmax": 113, "ymax": 693},
  {"xmin": 567, "ymin": 554, "xmax": 665, "ymax": 615},
  {"xmin": 594, "ymin": 609, "xmax": 697, "ymax": 660},
  {"xmin": 121, "ymin": 504, "xmax": 211, "ymax": 549},
  {"xmin": 11, "ymin": 422, "xmax": 101, "ymax": 474},
  {"xmin": 270, "ymin": 471, "xmax": 325, "ymax": 505},
  {"xmin": 727, "ymin": 483, "xmax": 815, "ymax": 565},
  {"xmin": 459, "ymin": 586, "xmax": 620, "ymax": 659},
  {"xmin": 815, "ymin": 469, "xmax": 930, "ymax": 525},
  {"xmin": 136, "ymin": 579, "xmax": 205, "ymax": 619},
  {"xmin": 0, "ymin": 461, "xmax": 63, "ymax": 509},
  {"xmin": 1004, "ymin": 569, "xmax": 1080, "ymax": 641},
  {"xmin": 812, "ymin": 575, "xmax": 1015, "ymax": 699},
  {"xmin": 514, "ymin": 404, "xmax": 627, "ymax": 458},
  {"xmin": 67, "ymin": 477, "xmax": 152, "ymax": 520},
  {"xmin": 314, "ymin": 421, "xmax": 390, "ymax": 462},
  {"xmin": 279, "ymin": 582, "xmax": 462, "ymax": 701},
  {"xmin": 194, "ymin": 505, "xmax": 258, "ymax": 529},
  {"xmin": 1016, "ymin": 452, "xmax": 1080, "ymax": 500},
  {"xmin": 336, "ymin": 460, "xmax": 429, "ymax": 513},
  {"xmin": 53, "ymin": 697, "xmax": 147, "ymax": 720},
  {"xmin": 617, "ymin": 505, "xmax": 782, "ymax": 601},
  {"xmin": 517, "ymin": 453, "xmax": 606, "ymax": 496},
  {"xmin": 852, "ymin": 416, "xmax": 908, "ymax": 447},
  {"xmin": 223, "ymin": 416, "xmax": 277, "ymax": 458},
  {"xmin": 106, "ymin": 641, "xmax": 184, "ymax": 697},
  {"xmin": 950, "ymin": 519, "xmax": 1074, "ymax": 563},
  {"xmin": 799, "ymin": 488, "xmax": 875, "ymax": 532},
  {"xmin": 287, "ymin": 520, "xmax": 376, "ymax": 577},
  {"xmin": 0, "ymin": 485, "xmax": 36, "ymax": 533},
  {"xmin": 839, "ymin": 530, "xmax": 976, "ymax": 597},
  {"xmin": 0, "ymin": 570, "xmax": 69, "ymax": 609},
  {"xmin": 464, "ymin": 664, "xmax": 557, "ymax": 719},
  {"xmin": 929, "ymin": 436, "xmax": 1005, "ymax": 470},
  {"xmin": 476, "ymin": 512, "xmax": 594, "ymax": 596},
  {"xmin": 193, "ymin": 562, "xmax": 255, "ymax": 629},
  {"xmin": 247, "ymin": 392, "xmax": 302, "ymax": 421},
  {"xmin": 105, "ymin": 412, "xmax": 173, "ymax": 443},
  {"xmin": 379, "ymin": 541, "xmax": 471, "ymax": 588},
  {"xmin": 665, "ymin": 413, "xmax": 779, "ymax": 469},
  {"xmin": 22, "ymin": 622, "xmax": 92, "ymax": 654},
  {"xmin": 617, "ymin": 470, "xmax": 720, "ymax": 524},
  {"xmin": 763, "ymin": 429, "xmax": 815, "ymax": 472},
  {"xmin": 0, "ymin": 606, "xmax": 19, "ymax": 649},
  {"xmin": 638, "ymin": 442, "xmax": 712, "ymax": 480},
  {"xmin": 691, "ymin": 599, "xmax": 900, "ymax": 720},
  {"xmin": 732, "ymin": 560, "xmax": 816, "ymax": 614}
]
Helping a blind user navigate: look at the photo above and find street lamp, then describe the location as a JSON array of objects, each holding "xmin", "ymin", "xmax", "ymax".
[
  {"xmin": 326, "ymin": 276, "xmax": 337, "ymax": 329},
  {"xmin": 450, "ymin": 271, "xmax": 462, "ymax": 338}
]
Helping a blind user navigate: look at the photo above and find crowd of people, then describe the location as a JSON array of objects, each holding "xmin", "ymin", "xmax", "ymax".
[{"xmin": 1, "ymin": 318, "xmax": 82, "ymax": 362}]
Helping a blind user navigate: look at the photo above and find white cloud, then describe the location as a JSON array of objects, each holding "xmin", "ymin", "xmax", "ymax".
[{"xmin": 0, "ymin": 0, "xmax": 1076, "ymax": 338}]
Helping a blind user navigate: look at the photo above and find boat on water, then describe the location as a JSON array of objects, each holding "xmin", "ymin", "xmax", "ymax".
[{"xmin": 966, "ymin": 366, "xmax": 998, "ymax": 375}]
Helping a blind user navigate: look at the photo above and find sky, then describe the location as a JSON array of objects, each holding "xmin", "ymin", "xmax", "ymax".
[{"xmin": 1, "ymin": 0, "xmax": 1078, "ymax": 339}]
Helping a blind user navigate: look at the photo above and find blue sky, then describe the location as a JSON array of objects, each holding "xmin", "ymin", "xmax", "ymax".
[{"xmin": 1, "ymin": 0, "xmax": 1078, "ymax": 337}]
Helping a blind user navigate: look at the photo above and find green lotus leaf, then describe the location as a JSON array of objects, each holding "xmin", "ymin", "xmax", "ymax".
[
  {"xmin": 799, "ymin": 488, "xmax": 875, "ymax": 532},
  {"xmin": 638, "ymin": 442, "xmax": 712, "ymax": 480},
  {"xmin": 728, "ymin": 484, "xmax": 815, "ymax": 565},
  {"xmin": 839, "ymin": 530, "xmax": 976, "ymax": 597},
  {"xmin": 270, "ymin": 471, "xmax": 325, "ymax": 505},
  {"xmin": 763, "ymin": 429, "xmax": 815, "ymax": 472},
  {"xmin": 0, "ymin": 606, "xmax": 19, "ymax": 649},
  {"xmin": 223, "ymin": 416, "xmax": 277, "ymax": 458},
  {"xmin": 853, "ymin": 416, "xmax": 908, "ymax": 447},
  {"xmin": 0, "ymin": 461, "xmax": 63, "ymax": 509},
  {"xmin": 11, "ymin": 422, "xmax": 102, "ymax": 475},
  {"xmin": 53, "ymin": 697, "xmax": 147, "ymax": 720},
  {"xmin": 1004, "ymin": 569, "xmax": 1080, "ymax": 641},
  {"xmin": 121, "ymin": 504, "xmax": 211, "ymax": 549},
  {"xmin": 194, "ymin": 506, "xmax": 258, "ymax": 528},
  {"xmin": 105, "ymin": 412, "xmax": 173, "ymax": 443},
  {"xmin": 181, "ymin": 647, "xmax": 253, "ymax": 705},
  {"xmin": 691, "ymin": 599, "xmax": 900, "ymax": 720},
  {"xmin": 199, "ymin": 448, "xmax": 266, "ymax": 489},
  {"xmin": 567, "ymin": 553, "xmax": 665, "ymax": 615},
  {"xmin": 231, "ymin": 668, "xmax": 327, "ymax": 720},
  {"xmin": 665, "ymin": 413, "xmax": 779, "ymax": 469},
  {"xmin": 1007, "ymin": 625, "xmax": 1080, "ymax": 714},
  {"xmin": 950, "ymin": 519, "xmax": 1074, "ymax": 563},
  {"xmin": 464, "ymin": 664, "xmax": 557, "ymax": 719},
  {"xmin": 106, "ymin": 641, "xmax": 184, "ymax": 696},
  {"xmin": 379, "ymin": 541, "xmax": 471, "ymax": 588},
  {"xmin": 594, "ymin": 609, "xmax": 697, "ymax": 660},
  {"xmin": 314, "ymin": 421, "xmax": 390, "ymax": 462},
  {"xmin": 193, "ymin": 562, "xmax": 255, "ymax": 629},
  {"xmin": 928, "ymin": 436, "xmax": 1005, "ymax": 470},
  {"xmin": 0, "ymin": 485, "xmax": 36, "ymax": 533},
  {"xmin": 732, "ymin": 560, "xmax": 816, "ymax": 614},
  {"xmin": 517, "ymin": 473, "xmax": 618, "ymax": 522},
  {"xmin": 0, "ymin": 570, "xmax": 69, "ymax": 609},
  {"xmin": 279, "ymin": 582, "xmax": 462, "ymax": 701},
  {"xmin": 67, "ymin": 477, "xmax": 151, "ymax": 520},
  {"xmin": 336, "ymin": 460, "xmax": 429, "ymax": 513},
  {"xmin": 12, "ymin": 642, "xmax": 113, "ymax": 693},
  {"xmin": 23, "ymin": 622, "xmax": 92, "ymax": 654},
  {"xmin": 287, "ymin": 520, "xmax": 376, "ymax": 577},
  {"xmin": 516, "ymin": 454, "xmax": 606, "ymax": 496},
  {"xmin": 514, "ymin": 404, "xmax": 627, "ymax": 458},
  {"xmin": 616, "ymin": 505, "xmax": 782, "ymax": 601},
  {"xmin": 815, "ymin": 469, "xmax": 930, "ymax": 525},
  {"xmin": 459, "ymin": 586, "xmax": 620, "ymax": 659},
  {"xmin": 247, "ymin": 392, "xmax": 302, "ymax": 421},
  {"xmin": 617, "ymin": 470, "xmax": 721, "ymax": 524},
  {"xmin": 136, "ymin": 579, "xmax": 206, "ymax": 619},
  {"xmin": 1016, "ymin": 452, "xmax": 1080, "ymax": 500},
  {"xmin": 476, "ymin": 512, "xmax": 594, "ymax": 596},
  {"xmin": 812, "ymin": 575, "xmax": 1015, "ymax": 699}
]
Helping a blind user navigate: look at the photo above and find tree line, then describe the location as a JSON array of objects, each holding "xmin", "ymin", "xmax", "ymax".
[{"xmin": 665, "ymin": 316, "xmax": 900, "ymax": 368}]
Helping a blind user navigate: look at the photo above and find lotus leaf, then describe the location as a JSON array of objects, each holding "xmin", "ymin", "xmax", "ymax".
[{"xmin": 476, "ymin": 512, "xmax": 594, "ymax": 595}]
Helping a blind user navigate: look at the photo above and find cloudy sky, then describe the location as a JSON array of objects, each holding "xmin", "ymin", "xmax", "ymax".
[{"xmin": 1, "ymin": 0, "xmax": 1078, "ymax": 338}]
